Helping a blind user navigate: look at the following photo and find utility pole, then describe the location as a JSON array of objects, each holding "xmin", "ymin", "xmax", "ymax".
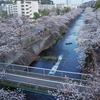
[
  {"xmin": 66, "ymin": 0, "xmax": 69, "ymax": 6},
  {"xmin": 82, "ymin": 0, "xmax": 84, "ymax": 4}
]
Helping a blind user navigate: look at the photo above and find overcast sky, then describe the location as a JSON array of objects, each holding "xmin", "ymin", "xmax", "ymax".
[{"xmin": 52, "ymin": 0, "xmax": 94, "ymax": 5}]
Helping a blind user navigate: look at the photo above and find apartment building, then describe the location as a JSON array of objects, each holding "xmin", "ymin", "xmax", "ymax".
[{"xmin": 6, "ymin": 0, "xmax": 38, "ymax": 18}]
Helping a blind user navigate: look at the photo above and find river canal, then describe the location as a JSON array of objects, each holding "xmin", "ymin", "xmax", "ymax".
[{"xmin": 30, "ymin": 14, "xmax": 85, "ymax": 79}]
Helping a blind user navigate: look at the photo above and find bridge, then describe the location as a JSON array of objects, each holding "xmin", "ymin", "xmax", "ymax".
[{"xmin": 0, "ymin": 63, "xmax": 92, "ymax": 91}]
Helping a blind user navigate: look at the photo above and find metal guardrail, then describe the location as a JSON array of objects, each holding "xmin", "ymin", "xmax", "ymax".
[
  {"xmin": 0, "ymin": 62, "xmax": 92, "ymax": 80},
  {"xmin": 0, "ymin": 63, "xmax": 93, "ymax": 90},
  {"xmin": 0, "ymin": 73, "xmax": 91, "ymax": 90}
]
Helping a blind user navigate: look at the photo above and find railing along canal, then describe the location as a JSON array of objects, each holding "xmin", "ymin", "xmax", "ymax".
[
  {"xmin": 0, "ymin": 62, "xmax": 92, "ymax": 81},
  {"xmin": 0, "ymin": 62, "xmax": 93, "ymax": 90}
]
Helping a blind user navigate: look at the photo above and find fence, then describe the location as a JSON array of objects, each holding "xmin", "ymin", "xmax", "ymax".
[
  {"xmin": 0, "ymin": 62, "xmax": 92, "ymax": 81},
  {"xmin": 0, "ymin": 72, "xmax": 91, "ymax": 91}
]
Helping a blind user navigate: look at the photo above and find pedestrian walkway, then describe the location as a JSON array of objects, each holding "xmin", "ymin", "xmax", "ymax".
[{"xmin": 0, "ymin": 63, "xmax": 92, "ymax": 91}]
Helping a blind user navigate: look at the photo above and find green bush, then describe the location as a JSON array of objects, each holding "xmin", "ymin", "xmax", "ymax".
[
  {"xmin": 42, "ymin": 12, "xmax": 49, "ymax": 16},
  {"xmin": 56, "ymin": 36, "xmax": 63, "ymax": 40},
  {"xmin": 65, "ymin": 9, "xmax": 69, "ymax": 13},
  {"xmin": 34, "ymin": 12, "xmax": 40, "ymax": 20}
]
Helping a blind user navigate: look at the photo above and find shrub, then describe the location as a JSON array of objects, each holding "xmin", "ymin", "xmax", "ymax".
[{"xmin": 34, "ymin": 12, "xmax": 40, "ymax": 20}]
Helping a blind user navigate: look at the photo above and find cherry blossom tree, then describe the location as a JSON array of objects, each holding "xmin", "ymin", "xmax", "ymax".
[
  {"xmin": 37, "ymin": 8, "xmax": 83, "ymax": 36},
  {"xmin": 0, "ymin": 88, "xmax": 26, "ymax": 100},
  {"xmin": 0, "ymin": 69, "xmax": 26, "ymax": 100},
  {"xmin": 48, "ymin": 71, "xmax": 100, "ymax": 100},
  {"xmin": 0, "ymin": 69, "xmax": 6, "ymax": 79},
  {"xmin": 0, "ymin": 8, "xmax": 83, "ymax": 57},
  {"xmin": 0, "ymin": 8, "xmax": 82, "ymax": 63},
  {"xmin": 0, "ymin": 16, "xmax": 37, "ymax": 60},
  {"xmin": 77, "ymin": 7, "xmax": 100, "ymax": 53}
]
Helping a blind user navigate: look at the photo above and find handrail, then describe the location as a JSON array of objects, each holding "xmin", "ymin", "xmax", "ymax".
[
  {"xmin": 1, "ymin": 73, "xmax": 91, "ymax": 89},
  {"xmin": 0, "ymin": 63, "xmax": 93, "ymax": 90},
  {"xmin": 0, "ymin": 62, "xmax": 92, "ymax": 77},
  {"xmin": 5, "ymin": 69, "xmax": 91, "ymax": 82}
]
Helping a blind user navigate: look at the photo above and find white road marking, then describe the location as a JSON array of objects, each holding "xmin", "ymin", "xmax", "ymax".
[{"xmin": 48, "ymin": 55, "xmax": 63, "ymax": 75}]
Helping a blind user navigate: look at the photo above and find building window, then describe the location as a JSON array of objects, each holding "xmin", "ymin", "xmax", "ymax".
[
  {"xmin": 22, "ymin": 8, "xmax": 24, "ymax": 10},
  {"xmin": 21, "ymin": 5, "xmax": 24, "ymax": 7}
]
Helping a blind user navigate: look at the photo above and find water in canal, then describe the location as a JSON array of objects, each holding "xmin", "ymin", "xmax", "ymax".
[{"xmin": 30, "ymin": 14, "xmax": 85, "ymax": 79}]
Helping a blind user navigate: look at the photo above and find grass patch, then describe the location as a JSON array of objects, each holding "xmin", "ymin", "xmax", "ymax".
[
  {"xmin": 56, "ymin": 36, "xmax": 63, "ymax": 41},
  {"xmin": 42, "ymin": 56, "xmax": 57, "ymax": 61},
  {"xmin": 0, "ymin": 82, "xmax": 48, "ymax": 94},
  {"xmin": 53, "ymin": 36, "xmax": 63, "ymax": 45}
]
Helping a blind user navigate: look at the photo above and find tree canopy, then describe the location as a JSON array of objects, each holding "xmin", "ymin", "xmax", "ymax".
[{"xmin": 77, "ymin": 7, "xmax": 100, "ymax": 53}]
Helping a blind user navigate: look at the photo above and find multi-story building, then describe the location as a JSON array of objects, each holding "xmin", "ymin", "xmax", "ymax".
[{"xmin": 6, "ymin": 0, "xmax": 38, "ymax": 18}]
